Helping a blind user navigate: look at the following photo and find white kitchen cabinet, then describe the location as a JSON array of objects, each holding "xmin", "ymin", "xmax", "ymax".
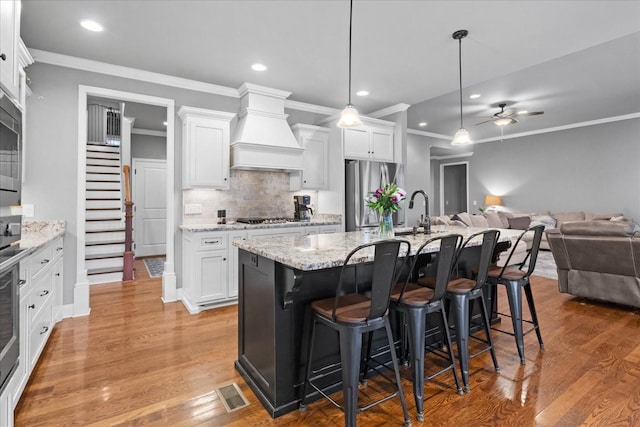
[
  {"xmin": 290, "ymin": 124, "xmax": 329, "ymax": 190},
  {"xmin": 304, "ymin": 225, "xmax": 341, "ymax": 235},
  {"xmin": 0, "ymin": 0, "xmax": 20, "ymax": 100},
  {"xmin": 228, "ymin": 230, "xmax": 247, "ymax": 298},
  {"xmin": 6, "ymin": 235, "xmax": 63, "ymax": 416},
  {"xmin": 247, "ymin": 228, "xmax": 304, "ymax": 239},
  {"xmin": 178, "ymin": 106, "xmax": 235, "ymax": 189},
  {"xmin": 343, "ymin": 122, "xmax": 394, "ymax": 162}
]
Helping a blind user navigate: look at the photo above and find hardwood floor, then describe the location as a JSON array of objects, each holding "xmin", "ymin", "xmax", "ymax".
[{"xmin": 14, "ymin": 259, "xmax": 640, "ymax": 426}]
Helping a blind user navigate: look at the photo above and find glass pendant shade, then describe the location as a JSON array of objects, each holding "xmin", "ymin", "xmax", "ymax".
[
  {"xmin": 337, "ymin": 104, "xmax": 363, "ymax": 128},
  {"xmin": 493, "ymin": 117, "xmax": 516, "ymax": 126},
  {"xmin": 451, "ymin": 128, "xmax": 472, "ymax": 145}
]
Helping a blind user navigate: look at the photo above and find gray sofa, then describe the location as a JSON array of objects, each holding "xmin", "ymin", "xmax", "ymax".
[{"xmin": 546, "ymin": 221, "xmax": 640, "ymax": 308}]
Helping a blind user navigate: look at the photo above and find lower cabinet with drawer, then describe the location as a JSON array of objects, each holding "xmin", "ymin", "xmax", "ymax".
[
  {"xmin": 181, "ymin": 225, "xmax": 340, "ymax": 314},
  {"xmin": 4, "ymin": 235, "xmax": 64, "ymax": 424}
]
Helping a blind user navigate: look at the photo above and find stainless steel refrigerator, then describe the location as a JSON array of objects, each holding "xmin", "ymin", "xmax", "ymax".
[{"xmin": 345, "ymin": 160, "xmax": 405, "ymax": 232}]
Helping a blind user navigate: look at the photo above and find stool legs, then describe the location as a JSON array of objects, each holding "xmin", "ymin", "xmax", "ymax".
[
  {"xmin": 405, "ymin": 308, "xmax": 427, "ymax": 421},
  {"xmin": 523, "ymin": 282, "xmax": 544, "ymax": 349},
  {"xmin": 503, "ymin": 280, "xmax": 526, "ymax": 364},
  {"xmin": 383, "ymin": 318, "xmax": 412, "ymax": 427},
  {"xmin": 339, "ymin": 327, "xmax": 362, "ymax": 427},
  {"xmin": 438, "ymin": 305, "xmax": 463, "ymax": 395}
]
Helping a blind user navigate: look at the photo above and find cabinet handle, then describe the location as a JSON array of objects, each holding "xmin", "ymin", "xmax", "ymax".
[
  {"xmin": 0, "ymin": 53, "xmax": 6, "ymax": 61},
  {"xmin": 18, "ymin": 279, "xmax": 26, "ymax": 286},
  {"xmin": 40, "ymin": 326, "xmax": 49, "ymax": 335},
  {"xmin": 223, "ymin": 258, "xmax": 227, "ymax": 261},
  {"xmin": 41, "ymin": 259, "xmax": 50, "ymax": 264},
  {"xmin": 40, "ymin": 290, "xmax": 50, "ymax": 297},
  {"xmin": 57, "ymin": 247, "xmax": 63, "ymax": 251},
  {"xmin": 55, "ymin": 273, "xmax": 60, "ymax": 277},
  {"xmin": 28, "ymin": 304, "xmax": 35, "ymax": 309},
  {"xmin": 204, "ymin": 239, "xmax": 220, "ymax": 244}
]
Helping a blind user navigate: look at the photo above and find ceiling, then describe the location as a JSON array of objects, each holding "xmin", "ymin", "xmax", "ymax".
[{"xmin": 20, "ymin": 1, "xmax": 640, "ymax": 141}]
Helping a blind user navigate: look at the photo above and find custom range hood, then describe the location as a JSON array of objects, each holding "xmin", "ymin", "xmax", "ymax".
[{"xmin": 230, "ymin": 83, "xmax": 304, "ymax": 171}]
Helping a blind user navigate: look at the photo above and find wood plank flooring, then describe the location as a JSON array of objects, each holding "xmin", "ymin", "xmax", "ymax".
[{"xmin": 13, "ymin": 258, "xmax": 640, "ymax": 426}]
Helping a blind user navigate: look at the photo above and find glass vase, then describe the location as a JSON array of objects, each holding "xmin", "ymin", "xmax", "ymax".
[{"xmin": 379, "ymin": 211, "xmax": 395, "ymax": 239}]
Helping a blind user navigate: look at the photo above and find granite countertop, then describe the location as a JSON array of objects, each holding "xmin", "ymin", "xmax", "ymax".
[
  {"xmin": 20, "ymin": 220, "xmax": 66, "ymax": 251},
  {"xmin": 180, "ymin": 218, "xmax": 341, "ymax": 232},
  {"xmin": 233, "ymin": 225, "xmax": 523, "ymax": 271}
]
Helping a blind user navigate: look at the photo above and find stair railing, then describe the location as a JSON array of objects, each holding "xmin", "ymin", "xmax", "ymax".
[{"xmin": 123, "ymin": 165, "xmax": 134, "ymax": 281}]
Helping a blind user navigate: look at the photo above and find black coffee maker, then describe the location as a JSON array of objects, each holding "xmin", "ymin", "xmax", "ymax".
[{"xmin": 294, "ymin": 195, "xmax": 313, "ymax": 221}]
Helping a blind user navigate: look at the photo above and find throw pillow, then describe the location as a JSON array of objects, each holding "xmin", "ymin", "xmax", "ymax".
[
  {"xmin": 610, "ymin": 216, "xmax": 630, "ymax": 223},
  {"xmin": 484, "ymin": 212, "xmax": 504, "ymax": 228},
  {"xmin": 497, "ymin": 212, "xmax": 512, "ymax": 228},
  {"xmin": 469, "ymin": 214, "xmax": 489, "ymax": 228},
  {"xmin": 507, "ymin": 215, "xmax": 531, "ymax": 230},
  {"xmin": 451, "ymin": 212, "xmax": 472, "ymax": 226}
]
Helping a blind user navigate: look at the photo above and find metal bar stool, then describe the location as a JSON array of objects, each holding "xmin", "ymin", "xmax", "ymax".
[
  {"xmin": 299, "ymin": 239, "xmax": 412, "ymax": 427},
  {"xmin": 436, "ymin": 229, "xmax": 501, "ymax": 393},
  {"xmin": 390, "ymin": 233, "xmax": 464, "ymax": 422},
  {"xmin": 486, "ymin": 224, "xmax": 545, "ymax": 364}
]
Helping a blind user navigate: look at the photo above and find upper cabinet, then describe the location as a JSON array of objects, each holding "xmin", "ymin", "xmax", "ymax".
[
  {"xmin": 290, "ymin": 124, "xmax": 330, "ymax": 190},
  {"xmin": 0, "ymin": 0, "xmax": 21, "ymax": 101},
  {"xmin": 178, "ymin": 106, "xmax": 235, "ymax": 189},
  {"xmin": 343, "ymin": 120, "xmax": 394, "ymax": 162}
]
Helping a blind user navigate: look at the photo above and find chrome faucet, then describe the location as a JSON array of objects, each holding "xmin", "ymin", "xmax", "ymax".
[{"xmin": 408, "ymin": 190, "xmax": 431, "ymax": 234}]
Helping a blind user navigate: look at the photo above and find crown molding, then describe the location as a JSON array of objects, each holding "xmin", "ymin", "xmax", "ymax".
[
  {"xmin": 473, "ymin": 112, "xmax": 640, "ymax": 143},
  {"xmin": 131, "ymin": 128, "xmax": 167, "ymax": 137},
  {"xmin": 30, "ymin": 49, "xmax": 240, "ymax": 98},
  {"xmin": 431, "ymin": 152, "xmax": 473, "ymax": 160},
  {"xmin": 366, "ymin": 103, "xmax": 411, "ymax": 119},
  {"xmin": 407, "ymin": 128, "xmax": 451, "ymax": 140},
  {"xmin": 284, "ymin": 99, "xmax": 340, "ymax": 116}
]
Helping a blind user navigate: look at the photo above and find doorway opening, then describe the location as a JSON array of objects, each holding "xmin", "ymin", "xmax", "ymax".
[
  {"xmin": 75, "ymin": 85, "xmax": 175, "ymax": 316},
  {"xmin": 439, "ymin": 161, "xmax": 469, "ymax": 216}
]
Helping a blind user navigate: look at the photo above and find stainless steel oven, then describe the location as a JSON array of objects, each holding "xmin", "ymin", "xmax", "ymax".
[
  {"xmin": 0, "ymin": 92, "xmax": 22, "ymax": 196},
  {"xmin": 0, "ymin": 253, "xmax": 20, "ymax": 394}
]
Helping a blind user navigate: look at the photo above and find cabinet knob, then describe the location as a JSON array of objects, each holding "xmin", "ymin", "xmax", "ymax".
[
  {"xmin": 28, "ymin": 304, "xmax": 35, "ymax": 309},
  {"xmin": 223, "ymin": 258, "xmax": 227, "ymax": 261},
  {"xmin": 18, "ymin": 279, "xmax": 26, "ymax": 286},
  {"xmin": 0, "ymin": 53, "xmax": 6, "ymax": 61},
  {"xmin": 40, "ymin": 290, "xmax": 50, "ymax": 297},
  {"xmin": 41, "ymin": 259, "xmax": 50, "ymax": 264},
  {"xmin": 57, "ymin": 247, "xmax": 63, "ymax": 251},
  {"xmin": 40, "ymin": 326, "xmax": 50, "ymax": 335},
  {"xmin": 224, "ymin": 177, "xmax": 228, "ymax": 181},
  {"xmin": 55, "ymin": 273, "xmax": 61, "ymax": 277},
  {"xmin": 303, "ymin": 180, "xmax": 307, "ymax": 183}
]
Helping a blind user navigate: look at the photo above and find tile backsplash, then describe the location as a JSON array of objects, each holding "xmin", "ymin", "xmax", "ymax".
[{"xmin": 183, "ymin": 170, "xmax": 316, "ymax": 224}]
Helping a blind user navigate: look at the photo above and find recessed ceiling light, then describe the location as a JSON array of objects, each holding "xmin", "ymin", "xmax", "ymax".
[
  {"xmin": 251, "ymin": 63, "xmax": 267, "ymax": 71},
  {"xmin": 163, "ymin": 121, "xmax": 168, "ymax": 126},
  {"xmin": 418, "ymin": 122, "xmax": 427, "ymax": 127},
  {"xmin": 517, "ymin": 110, "xmax": 528, "ymax": 115},
  {"xmin": 469, "ymin": 93, "xmax": 481, "ymax": 99},
  {"xmin": 356, "ymin": 90, "xmax": 369, "ymax": 96},
  {"xmin": 80, "ymin": 19, "xmax": 104, "ymax": 32}
]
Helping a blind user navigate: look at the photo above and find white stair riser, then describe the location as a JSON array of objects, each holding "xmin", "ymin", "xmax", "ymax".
[
  {"xmin": 86, "ymin": 181, "xmax": 121, "ymax": 191},
  {"xmin": 85, "ymin": 243, "xmax": 125, "ymax": 256},
  {"xmin": 87, "ymin": 144, "xmax": 120, "ymax": 153},
  {"xmin": 86, "ymin": 190, "xmax": 121, "ymax": 200},
  {"xmin": 85, "ymin": 220, "xmax": 124, "ymax": 231},
  {"xmin": 87, "ymin": 165, "xmax": 120, "ymax": 174},
  {"xmin": 86, "ymin": 200, "xmax": 121, "ymax": 209},
  {"xmin": 86, "ymin": 210, "xmax": 122, "ymax": 220},
  {"xmin": 86, "ymin": 173, "xmax": 120, "ymax": 182},
  {"xmin": 88, "ymin": 272, "xmax": 123, "ymax": 285},
  {"xmin": 87, "ymin": 158, "xmax": 120, "ymax": 167},
  {"xmin": 86, "ymin": 257, "xmax": 123, "ymax": 270},
  {"xmin": 87, "ymin": 151, "xmax": 120, "ymax": 160},
  {"xmin": 86, "ymin": 231, "xmax": 125, "ymax": 242}
]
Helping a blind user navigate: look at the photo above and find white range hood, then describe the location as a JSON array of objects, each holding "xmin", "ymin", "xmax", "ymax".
[{"xmin": 230, "ymin": 83, "xmax": 304, "ymax": 171}]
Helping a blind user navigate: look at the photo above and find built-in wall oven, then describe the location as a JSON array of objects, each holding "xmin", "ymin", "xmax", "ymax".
[{"xmin": 0, "ymin": 92, "xmax": 22, "ymax": 394}]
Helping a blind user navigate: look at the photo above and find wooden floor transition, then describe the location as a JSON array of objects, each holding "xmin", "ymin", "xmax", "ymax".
[{"xmin": 14, "ymin": 258, "xmax": 640, "ymax": 426}]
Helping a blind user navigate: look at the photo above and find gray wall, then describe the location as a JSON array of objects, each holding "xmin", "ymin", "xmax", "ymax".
[
  {"xmin": 420, "ymin": 118, "xmax": 640, "ymax": 221},
  {"xmin": 23, "ymin": 62, "xmax": 239, "ymax": 305},
  {"xmin": 131, "ymin": 134, "xmax": 167, "ymax": 160},
  {"xmin": 405, "ymin": 133, "xmax": 431, "ymax": 227}
]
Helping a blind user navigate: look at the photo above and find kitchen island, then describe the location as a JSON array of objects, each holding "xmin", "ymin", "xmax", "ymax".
[{"xmin": 233, "ymin": 226, "xmax": 522, "ymax": 417}]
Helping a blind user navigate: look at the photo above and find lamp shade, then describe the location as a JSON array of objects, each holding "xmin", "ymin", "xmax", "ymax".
[
  {"xmin": 451, "ymin": 128, "xmax": 472, "ymax": 145},
  {"xmin": 484, "ymin": 195, "xmax": 503, "ymax": 207},
  {"xmin": 337, "ymin": 105, "xmax": 363, "ymax": 128}
]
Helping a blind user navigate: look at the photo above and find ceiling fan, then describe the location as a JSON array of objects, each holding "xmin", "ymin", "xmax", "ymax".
[{"xmin": 475, "ymin": 103, "xmax": 544, "ymax": 126}]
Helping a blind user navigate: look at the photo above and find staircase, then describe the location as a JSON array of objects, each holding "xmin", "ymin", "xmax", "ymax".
[{"xmin": 85, "ymin": 142, "xmax": 126, "ymax": 284}]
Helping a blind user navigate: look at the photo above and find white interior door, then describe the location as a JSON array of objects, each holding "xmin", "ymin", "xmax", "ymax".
[{"xmin": 132, "ymin": 158, "xmax": 167, "ymax": 257}]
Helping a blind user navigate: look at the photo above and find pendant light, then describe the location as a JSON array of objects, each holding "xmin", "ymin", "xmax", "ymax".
[
  {"xmin": 337, "ymin": 0, "xmax": 362, "ymax": 128},
  {"xmin": 451, "ymin": 29, "xmax": 472, "ymax": 145}
]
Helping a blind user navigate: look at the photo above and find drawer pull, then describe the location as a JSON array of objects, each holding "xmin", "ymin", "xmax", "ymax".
[
  {"xmin": 204, "ymin": 239, "xmax": 220, "ymax": 245},
  {"xmin": 40, "ymin": 290, "xmax": 50, "ymax": 297},
  {"xmin": 18, "ymin": 279, "xmax": 27, "ymax": 286},
  {"xmin": 41, "ymin": 259, "xmax": 50, "ymax": 264},
  {"xmin": 55, "ymin": 273, "xmax": 61, "ymax": 277},
  {"xmin": 56, "ymin": 247, "xmax": 63, "ymax": 251},
  {"xmin": 28, "ymin": 304, "xmax": 35, "ymax": 309},
  {"xmin": 40, "ymin": 326, "xmax": 49, "ymax": 335}
]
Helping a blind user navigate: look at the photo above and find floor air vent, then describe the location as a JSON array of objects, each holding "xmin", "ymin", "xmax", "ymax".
[{"xmin": 215, "ymin": 382, "xmax": 250, "ymax": 413}]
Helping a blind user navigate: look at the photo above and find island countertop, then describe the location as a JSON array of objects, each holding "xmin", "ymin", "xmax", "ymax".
[{"xmin": 233, "ymin": 225, "xmax": 523, "ymax": 271}]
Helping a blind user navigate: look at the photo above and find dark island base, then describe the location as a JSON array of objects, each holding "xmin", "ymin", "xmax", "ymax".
[{"xmin": 235, "ymin": 242, "xmax": 507, "ymax": 418}]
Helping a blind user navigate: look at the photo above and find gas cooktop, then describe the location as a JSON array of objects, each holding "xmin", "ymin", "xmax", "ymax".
[{"xmin": 236, "ymin": 217, "xmax": 298, "ymax": 224}]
